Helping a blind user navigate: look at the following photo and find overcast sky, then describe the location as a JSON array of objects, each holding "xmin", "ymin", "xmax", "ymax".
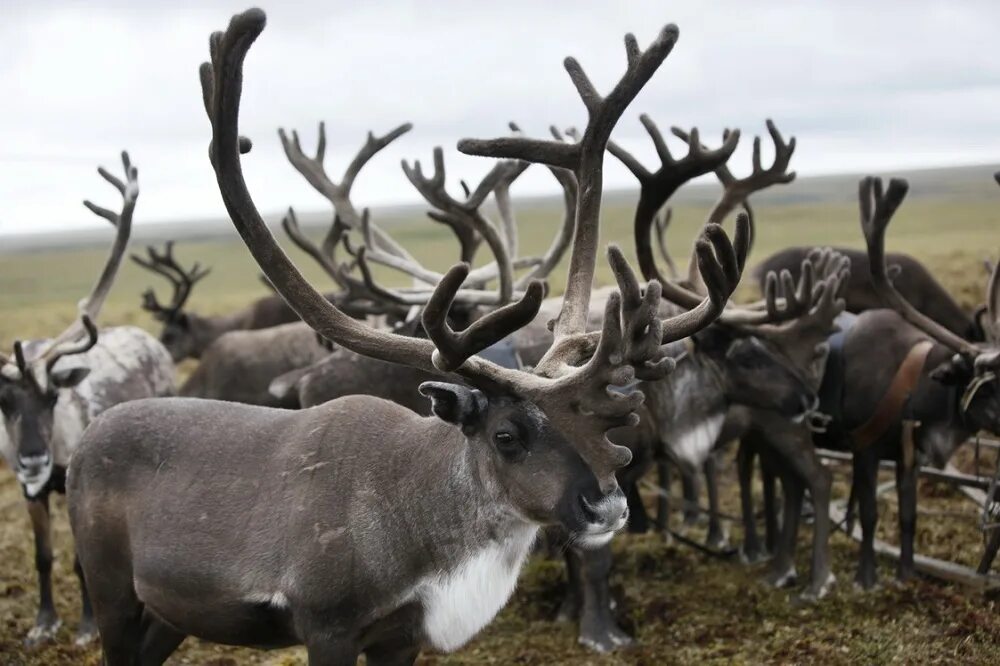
[{"xmin": 2, "ymin": 0, "xmax": 999, "ymax": 235}]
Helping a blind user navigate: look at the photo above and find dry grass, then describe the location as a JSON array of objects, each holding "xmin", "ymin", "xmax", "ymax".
[{"xmin": 1, "ymin": 189, "xmax": 999, "ymax": 664}]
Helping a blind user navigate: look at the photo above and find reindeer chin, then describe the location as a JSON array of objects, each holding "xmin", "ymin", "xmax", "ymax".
[{"xmin": 18, "ymin": 463, "xmax": 53, "ymax": 499}]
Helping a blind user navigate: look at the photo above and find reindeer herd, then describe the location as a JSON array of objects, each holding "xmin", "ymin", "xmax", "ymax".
[{"xmin": 1, "ymin": 8, "xmax": 998, "ymax": 665}]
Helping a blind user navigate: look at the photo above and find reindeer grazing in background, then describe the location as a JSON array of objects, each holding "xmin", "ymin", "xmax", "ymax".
[
  {"xmin": 0, "ymin": 153, "xmax": 174, "ymax": 646},
  {"xmin": 69, "ymin": 11, "xmax": 752, "ymax": 664}
]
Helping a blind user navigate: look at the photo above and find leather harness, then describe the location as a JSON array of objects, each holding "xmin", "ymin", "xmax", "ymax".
[{"xmin": 850, "ymin": 339, "xmax": 935, "ymax": 452}]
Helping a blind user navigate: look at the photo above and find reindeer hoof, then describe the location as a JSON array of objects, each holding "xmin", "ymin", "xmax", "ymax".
[
  {"xmin": 578, "ymin": 624, "xmax": 634, "ymax": 653},
  {"xmin": 800, "ymin": 572, "xmax": 836, "ymax": 602},
  {"xmin": 74, "ymin": 621, "xmax": 99, "ymax": 646},
  {"xmin": 765, "ymin": 566, "xmax": 798, "ymax": 589},
  {"xmin": 25, "ymin": 618, "xmax": 62, "ymax": 647}
]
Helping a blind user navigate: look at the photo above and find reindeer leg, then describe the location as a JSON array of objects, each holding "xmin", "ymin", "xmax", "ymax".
[
  {"xmin": 765, "ymin": 467, "xmax": 801, "ymax": 589},
  {"xmin": 575, "ymin": 545, "xmax": 632, "ymax": 653},
  {"xmin": 138, "ymin": 609, "xmax": 186, "ymax": 665},
  {"xmin": 556, "ymin": 546, "xmax": 582, "ymax": 622},
  {"xmin": 681, "ymin": 467, "xmax": 700, "ymax": 527},
  {"xmin": 365, "ymin": 636, "xmax": 420, "ymax": 666},
  {"xmin": 305, "ymin": 637, "xmax": 360, "ymax": 666},
  {"xmin": 895, "ymin": 448, "xmax": 918, "ymax": 583},
  {"xmin": 762, "ymin": 451, "xmax": 779, "ymax": 554},
  {"xmin": 853, "ymin": 448, "xmax": 880, "ymax": 589},
  {"xmin": 798, "ymin": 457, "xmax": 834, "ymax": 600},
  {"xmin": 73, "ymin": 555, "xmax": 98, "ymax": 645},
  {"xmin": 624, "ymin": 480, "xmax": 649, "ymax": 534},
  {"xmin": 738, "ymin": 440, "xmax": 766, "ymax": 563},
  {"xmin": 655, "ymin": 456, "xmax": 673, "ymax": 543},
  {"xmin": 704, "ymin": 454, "xmax": 728, "ymax": 549},
  {"xmin": 25, "ymin": 495, "xmax": 61, "ymax": 646}
]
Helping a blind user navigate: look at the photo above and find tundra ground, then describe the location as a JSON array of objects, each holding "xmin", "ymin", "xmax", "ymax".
[{"xmin": 1, "ymin": 188, "xmax": 999, "ymax": 664}]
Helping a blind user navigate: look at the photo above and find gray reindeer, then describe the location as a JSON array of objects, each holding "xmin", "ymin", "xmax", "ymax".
[
  {"xmin": 0, "ymin": 152, "xmax": 174, "ymax": 645},
  {"xmin": 68, "ymin": 10, "xmax": 749, "ymax": 664}
]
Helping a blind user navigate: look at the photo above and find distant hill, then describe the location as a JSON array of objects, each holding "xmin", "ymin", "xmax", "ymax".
[{"xmin": 3, "ymin": 162, "xmax": 997, "ymax": 254}]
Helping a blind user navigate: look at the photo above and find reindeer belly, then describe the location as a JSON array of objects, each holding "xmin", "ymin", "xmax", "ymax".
[
  {"xmin": 134, "ymin": 573, "xmax": 298, "ymax": 649},
  {"xmin": 415, "ymin": 524, "xmax": 537, "ymax": 652}
]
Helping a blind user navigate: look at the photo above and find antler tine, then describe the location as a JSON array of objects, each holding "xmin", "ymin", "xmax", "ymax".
[
  {"xmin": 423, "ymin": 264, "xmax": 546, "ymax": 372},
  {"xmin": 461, "ymin": 25, "xmax": 680, "ymax": 346},
  {"xmin": 653, "ymin": 209, "xmax": 678, "ymax": 279},
  {"xmin": 859, "ymin": 176, "xmax": 978, "ymax": 355},
  {"xmin": 43, "ymin": 151, "xmax": 137, "ymax": 353},
  {"xmin": 41, "ymin": 314, "xmax": 99, "ymax": 374},
  {"xmin": 282, "ymin": 207, "xmax": 348, "ymax": 288},
  {"xmin": 610, "ymin": 116, "xmax": 740, "ymax": 291},
  {"xmin": 278, "ymin": 119, "xmax": 415, "ymax": 260}
]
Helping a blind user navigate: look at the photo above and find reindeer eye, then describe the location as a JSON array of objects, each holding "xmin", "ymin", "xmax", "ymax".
[
  {"xmin": 493, "ymin": 429, "xmax": 526, "ymax": 459},
  {"xmin": 494, "ymin": 432, "xmax": 515, "ymax": 446}
]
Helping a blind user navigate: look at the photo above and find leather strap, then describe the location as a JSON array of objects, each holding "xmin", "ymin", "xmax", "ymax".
[{"xmin": 851, "ymin": 340, "xmax": 934, "ymax": 450}]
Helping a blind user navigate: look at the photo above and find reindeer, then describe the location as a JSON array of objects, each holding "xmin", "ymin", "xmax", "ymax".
[
  {"xmin": 68, "ymin": 11, "xmax": 754, "ymax": 664},
  {"xmin": 0, "ymin": 153, "xmax": 174, "ymax": 645},
  {"xmin": 754, "ymin": 245, "xmax": 985, "ymax": 340},
  {"xmin": 797, "ymin": 174, "xmax": 1000, "ymax": 588},
  {"xmin": 607, "ymin": 115, "xmax": 852, "ymax": 600}
]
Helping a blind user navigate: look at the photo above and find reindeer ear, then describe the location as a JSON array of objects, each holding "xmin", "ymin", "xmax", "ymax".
[
  {"xmin": 50, "ymin": 367, "xmax": 90, "ymax": 389},
  {"xmin": 928, "ymin": 354, "xmax": 970, "ymax": 386},
  {"xmin": 418, "ymin": 382, "xmax": 486, "ymax": 432}
]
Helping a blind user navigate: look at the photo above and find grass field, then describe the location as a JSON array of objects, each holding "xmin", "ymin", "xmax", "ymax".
[{"xmin": 1, "ymin": 168, "xmax": 1000, "ymax": 664}]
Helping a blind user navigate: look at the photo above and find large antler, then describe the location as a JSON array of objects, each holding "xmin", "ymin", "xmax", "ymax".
[
  {"xmin": 608, "ymin": 114, "xmax": 739, "ymax": 288},
  {"xmin": 131, "ymin": 241, "xmax": 211, "ymax": 321},
  {"xmin": 860, "ymin": 176, "xmax": 979, "ymax": 355},
  {"xmin": 279, "ymin": 120, "xmax": 415, "ymax": 261},
  {"xmin": 675, "ymin": 120, "xmax": 795, "ymax": 287}
]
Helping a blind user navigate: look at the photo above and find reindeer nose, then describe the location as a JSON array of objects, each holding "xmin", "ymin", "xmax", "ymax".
[
  {"xmin": 579, "ymin": 488, "xmax": 629, "ymax": 527},
  {"xmin": 18, "ymin": 453, "xmax": 51, "ymax": 471}
]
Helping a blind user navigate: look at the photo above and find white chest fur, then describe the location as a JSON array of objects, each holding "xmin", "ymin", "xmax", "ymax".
[
  {"xmin": 417, "ymin": 524, "xmax": 537, "ymax": 652},
  {"xmin": 670, "ymin": 413, "xmax": 725, "ymax": 471}
]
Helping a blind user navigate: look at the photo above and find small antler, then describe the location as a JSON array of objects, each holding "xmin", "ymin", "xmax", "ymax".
[
  {"xmin": 860, "ymin": 176, "xmax": 978, "ymax": 355},
  {"xmin": 131, "ymin": 241, "xmax": 211, "ymax": 320}
]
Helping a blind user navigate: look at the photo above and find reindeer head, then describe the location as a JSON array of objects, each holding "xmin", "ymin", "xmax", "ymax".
[
  {"xmin": 860, "ymin": 174, "xmax": 1000, "ymax": 441},
  {"xmin": 0, "ymin": 318, "xmax": 98, "ymax": 495},
  {"xmin": 201, "ymin": 10, "xmax": 749, "ymax": 545},
  {"xmin": 131, "ymin": 241, "xmax": 210, "ymax": 361}
]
